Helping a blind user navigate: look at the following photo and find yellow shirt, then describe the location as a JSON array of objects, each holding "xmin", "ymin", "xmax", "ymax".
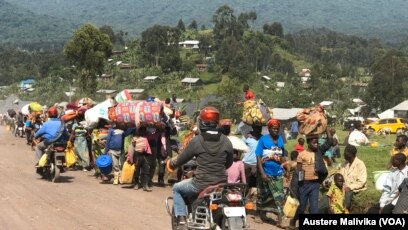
[
  {"xmin": 327, "ymin": 184, "xmax": 345, "ymax": 214},
  {"xmin": 390, "ymin": 147, "xmax": 408, "ymax": 157}
]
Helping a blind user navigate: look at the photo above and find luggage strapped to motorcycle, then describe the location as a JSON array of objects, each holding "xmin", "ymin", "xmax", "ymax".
[{"xmin": 44, "ymin": 121, "xmax": 66, "ymax": 145}]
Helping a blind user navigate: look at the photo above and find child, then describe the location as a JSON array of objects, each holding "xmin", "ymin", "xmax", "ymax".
[
  {"xmin": 227, "ymin": 150, "xmax": 246, "ymax": 184},
  {"xmin": 282, "ymin": 150, "xmax": 298, "ymax": 191},
  {"xmin": 327, "ymin": 173, "xmax": 349, "ymax": 214},
  {"xmin": 105, "ymin": 126, "xmax": 134, "ymax": 185},
  {"xmin": 127, "ymin": 126, "xmax": 152, "ymax": 191},
  {"xmin": 295, "ymin": 137, "xmax": 305, "ymax": 152}
]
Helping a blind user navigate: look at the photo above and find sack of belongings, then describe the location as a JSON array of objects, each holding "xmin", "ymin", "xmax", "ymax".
[{"xmin": 297, "ymin": 105, "xmax": 327, "ymax": 135}]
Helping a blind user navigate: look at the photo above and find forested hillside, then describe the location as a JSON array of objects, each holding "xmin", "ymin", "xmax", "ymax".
[
  {"xmin": 0, "ymin": 0, "xmax": 78, "ymax": 43},
  {"xmin": 4, "ymin": 0, "xmax": 408, "ymax": 43}
]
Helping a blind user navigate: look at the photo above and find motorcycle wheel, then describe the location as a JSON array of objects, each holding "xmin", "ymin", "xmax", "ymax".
[
  {"xmin": 221, "ymin": 217, "xmax": 244, "ymax": 230},
  {"xmin": 50, "ymin": 162, "xmax": 60, "ymax": 183},
  {"xmin": 171, "ymin": 207, "xmax": 177, "ymax": 230}
]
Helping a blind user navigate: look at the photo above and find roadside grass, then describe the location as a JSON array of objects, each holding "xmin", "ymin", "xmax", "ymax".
[{"xmin": 286, "ymin": 127, "xmax": 395, "ymax": 213}]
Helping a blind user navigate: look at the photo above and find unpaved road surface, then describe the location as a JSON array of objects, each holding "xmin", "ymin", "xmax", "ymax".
[{"xmin": 0, "ymin": 126, "xmax": 281, "ymax": 230}]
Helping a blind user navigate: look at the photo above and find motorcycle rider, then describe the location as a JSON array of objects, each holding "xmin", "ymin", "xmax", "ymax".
[
  {"xmin": 15, "ymin": 111, "xmax": 25, "ymax": 137},
  {"xmin": 34, "ymin": 107, "xmax": 69, "ymax": 168},
  {"xmin": 167, "ymin": 106, "xmax": 234, "ymax": 230}
]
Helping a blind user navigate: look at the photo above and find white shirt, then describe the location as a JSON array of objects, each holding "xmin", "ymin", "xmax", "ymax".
[{"xmin": 379, "ymin": 165, "xmax": 408, "ymax": 207}]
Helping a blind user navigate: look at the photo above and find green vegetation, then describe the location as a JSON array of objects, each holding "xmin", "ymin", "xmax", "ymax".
[
  {"xmin": 3, "ymin": 0, "xmax": 408, "ymax": 43},
  {"xmin": 0, "ymin": 3, "xmax": 407, "ymax": 211}
]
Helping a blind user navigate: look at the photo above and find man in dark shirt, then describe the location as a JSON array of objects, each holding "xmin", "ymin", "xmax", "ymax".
[{"xmin": 167, "ymin": 106, "xmax": 233, "ymax": 230}]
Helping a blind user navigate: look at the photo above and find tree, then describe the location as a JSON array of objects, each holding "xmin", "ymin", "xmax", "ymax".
[
  {"xmin": 238, "ymin": 11, "xmax": 257, "ymax": 29},
  {"xmin": 212, "ymin": 5, "xmax": 244, "ymax": 43},
  {"xmin": 177, "ymin": 19, "xmax": 186, "ymax": 32},
  {"xmin": 365, "ymin": 49, "xmax": 408, "ymax": 111},
  {"xmin": 99, "ymin": 25, "xmax": 115, "ymax": 44},
  {"xmin": 216, "ymin": 76, "xmax": 242, "ymax": 120},
  {"xmin": 64, "ymin": 24, "xmax": 112, "ymax": 94},
  {"xmin": 140, "ymin": 25, "xmax": 181, "ymax": 68},
  {"xmin": 263, "ymin": 22, "xmax": 283, "ymax": 38},
  {"xmin": 188, "ymin": 20, "xmax": 198, "ymax": 31}
]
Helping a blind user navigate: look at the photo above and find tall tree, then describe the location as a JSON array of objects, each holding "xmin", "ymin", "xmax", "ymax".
[
  {"xmin": 365, "ymin": 49, "xmax": 408, "ymax": 111},
  {"xmin": 188, "ymin": 20, "xmax": 198, "ymax": 31},
  {"xmin": 216, "ymin": 76, "xmax": 242, "ymax": 120},
  {"xmin": 140, "ymin": 25, "xmax": 181, "ymax": 68},
  {"xmin": 177, "ymin": 19, "xmax": 186, "ymax": 32},
  {"xmin": 263, "ymin": 22, "xmax": 284, "ymax": 38},
  {"xmin": 64, "ymin": 24, "xmax": 112, "ymax": 94},
  {"xmin": 212, "ymin": 5, "xmax": 244, "ymax": 43},
  {"xmin": 99, "ymin": 25, "xmax": 116, "ymax": 44}
]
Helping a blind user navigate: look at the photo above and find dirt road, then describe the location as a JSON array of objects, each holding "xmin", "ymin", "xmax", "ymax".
[{"xmin": 0, "ymin": 126, "xmax": 280, "ymax": 230}]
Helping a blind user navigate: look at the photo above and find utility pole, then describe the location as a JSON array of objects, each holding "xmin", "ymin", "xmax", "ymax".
[{"xmin": 69, "ymin": 83, "xmax": 72, "ymax": 102}]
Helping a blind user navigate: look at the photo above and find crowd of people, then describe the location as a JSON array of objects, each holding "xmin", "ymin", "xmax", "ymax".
[{"xmin": 1, "ymin": 86, "xmax": 408, "ymax": 230}]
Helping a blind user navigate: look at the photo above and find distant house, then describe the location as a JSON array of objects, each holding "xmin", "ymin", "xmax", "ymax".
[
  {"xmin": 99, "ymin": 73, "xmax": 114, "ymax": 81},
  {"xmin": 196, "ymin": 64, "xmax": 208, "ymax": 72},
  {"xmin": 112, "ymin": 50, "xmax": 126, "ymax": 55},
  {"xmin": 276, "ymin": 82, "xmax": 285, "ymax": 88},
  {"xmin": 298, "ymin": 69, "xmax": 311, "ymax": 83},
  {"xmin": 144, "ymin": 76, "xmax": 160, "ymax": 83},
  {"xmin": 261, "ymin": 75, "xmax": 271, "ymax": 81},
  {"xmin": 181, "ymin": 77, "xmax": 203, "ymax": 88},
  {"xmin": 126, "ymin": 89, "xmax": 145, "ymax": 99},
  {"xmin": 178, "ymin": 40, "xmax": 200, "ymax": 49},
  {"xmin": 352, "ymin": 82, "xmax": 368, "ymax": 87},
  {"xmin": 115, "ymin": 61, "xmax": 136, "ymax": 70},
  {"xmin": 20, "ymin": 79, "xmax": 35, "ymax": 91},
  {"xmin": 97, "ymin": 89, "xmax": 118, "ymax": 98},
  {"xmin": 320, "ymin": 101, "xmax": 334, "ymax": 109}
]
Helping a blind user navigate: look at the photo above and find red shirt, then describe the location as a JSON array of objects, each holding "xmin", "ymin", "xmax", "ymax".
[
  {"xmin": 245, "ymin": 90, "xmax": 255, "ymax": 100},
  {"xmin": 295, "ymin": 143, "xmax": 305, "ymax": 152}
]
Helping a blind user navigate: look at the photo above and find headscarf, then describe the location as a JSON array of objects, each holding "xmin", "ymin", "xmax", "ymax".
[{"xmin": 267, "ymin": 119, "xmax": 281, "ymax": 128}]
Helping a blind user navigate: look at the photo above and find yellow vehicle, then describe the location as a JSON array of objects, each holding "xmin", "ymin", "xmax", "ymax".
[{"xmin": 366, "ymin": 118, "xmax": 407, "ymax": 133}]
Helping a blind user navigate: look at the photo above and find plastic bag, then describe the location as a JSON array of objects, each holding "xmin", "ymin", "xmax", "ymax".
[
  {"xmin": 38, "ymin": 153, "xmax": 48, "ymax": 167},
  {"xmin": 65, "ymin": 141, "xmax": 77, "ymax": 168},
  {"xmin": 121, "ymin": 161, "xmax": 135, "ymax": 184}
]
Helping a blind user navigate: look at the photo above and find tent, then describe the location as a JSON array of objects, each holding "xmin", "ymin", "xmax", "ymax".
[
  {"xmin": 272, "ymin": 108, "xmax": 301, "ymax": 121},
  {"xmin": 390, "ymin": 100, "xmax": 408, "ymax": 118},
  {"xmin": 378, "ymin": 109, "xmax": 394, "ymax": 119}
]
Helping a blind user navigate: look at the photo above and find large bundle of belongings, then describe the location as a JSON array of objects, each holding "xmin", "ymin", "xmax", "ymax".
[
  {"xmin": 241, "ymin": 99, "xmax": 273, "ymax": 126},
  {"xmin": 296, "ymin": 104, "xmax": 327, "ymax": 135},
  {"xmin": 61, "ymin": 97, "xmax": 94, "ymax": 122},
  {"xmin": 108, "ymin": 99, "xmax": 164, "ymax": 129}
]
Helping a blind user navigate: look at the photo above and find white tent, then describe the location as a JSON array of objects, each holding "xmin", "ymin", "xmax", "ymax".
[
  {"xmin": 272, "ymin": 108, "xmax": 301, "ymax": 120},
  {"xmin": 391, "ymin": 100, "xmax": 408, "ymax": 111},
  {"xmin": 378, "ymin": 109, "xmax": 394, "ymax": 119}
]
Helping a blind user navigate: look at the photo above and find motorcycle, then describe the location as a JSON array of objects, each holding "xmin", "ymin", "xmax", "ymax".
[
  {"xmin": 36, "ymin": 142, "xmax": 67, "ymax": 182},
  {"xmin": 16, "ymin": 122, "xmax": 25, "ymax": 137},
  {"xmin": 166, "ymin": 183, "xmax": 253, "ymax": 230}
]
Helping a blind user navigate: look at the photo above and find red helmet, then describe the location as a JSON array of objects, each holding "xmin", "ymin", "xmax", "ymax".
[
  {"xmin": 199, "ymin": 106, "xmax": 220, "ymax": 123},
  {"xmin": 199, "ymin": 106, "xmax": 219, "ymax": 130},
  {"xmin": 47, "ymin": 107, "xmax": 58, "ymax": 118}
]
